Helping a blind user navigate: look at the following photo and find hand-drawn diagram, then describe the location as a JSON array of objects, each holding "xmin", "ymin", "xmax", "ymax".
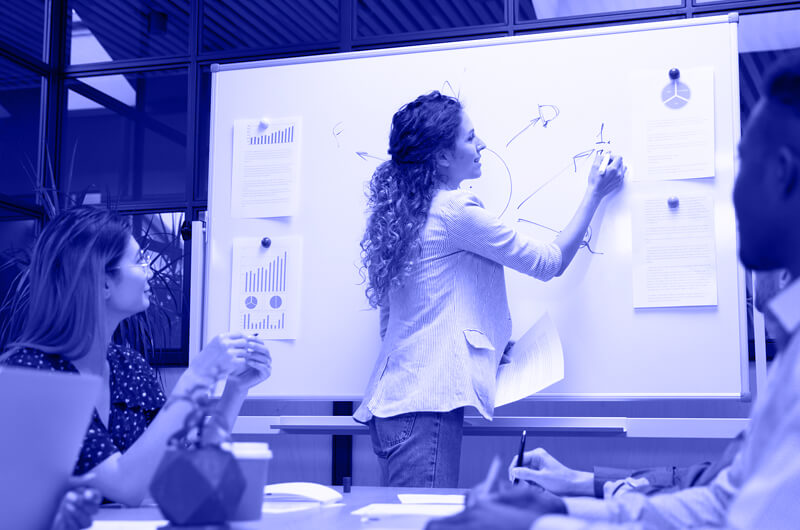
[
  {"xmin": 462, "ymin": 147, "xmax": 513, "ymax": 217},
  {"xmin": 514, "ymin": 122, "xmax": 612, "ymax": 255},
  {"xmin": 441, "ymin": 80, "xmax": 461, "ymax": 99},
  {"xmin": 355, "ymin": 151, "xmax": 388, "ymax": 162},
  {"xmin": 332, "ymin": 121, "xmax": 344, "ymax": 147},
  {"xmin": 506, "ymin": 104, "xmax": 561, "ymax": 148}
]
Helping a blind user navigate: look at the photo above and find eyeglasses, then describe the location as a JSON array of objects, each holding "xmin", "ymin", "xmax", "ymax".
[{"xmin": 108, "ymin": 249, "xmax": 153, "ymax": 273}]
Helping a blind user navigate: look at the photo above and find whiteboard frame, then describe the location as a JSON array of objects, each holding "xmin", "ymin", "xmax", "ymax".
[{"xmin": 199, "ymin": 14, "xmax": 754, "ymax": 401}]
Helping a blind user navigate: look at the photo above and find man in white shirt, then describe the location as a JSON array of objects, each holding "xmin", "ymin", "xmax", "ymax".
[{"xmin": 428, "ymin": 52, "xmax": 800, "ymax": 530}]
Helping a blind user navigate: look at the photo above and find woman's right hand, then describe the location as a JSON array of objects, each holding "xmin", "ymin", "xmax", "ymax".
[
  {"xmin": 588, "ymin": 152, "xmax": 625, "ymax": 201},
  {"xmin": 184, "ymin": 332, "xmax": 250, "ymax": 385}
]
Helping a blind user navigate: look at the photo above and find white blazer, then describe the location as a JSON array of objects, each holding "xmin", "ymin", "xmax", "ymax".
[{"xmin": 354, "ymin": 189, "xmax": 561, "ymax": 422}]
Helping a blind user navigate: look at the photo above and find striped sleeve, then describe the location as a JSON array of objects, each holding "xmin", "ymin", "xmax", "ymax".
[{"xmin": 442, "ymin": 192, "xmax": 562, "ymax": 281}]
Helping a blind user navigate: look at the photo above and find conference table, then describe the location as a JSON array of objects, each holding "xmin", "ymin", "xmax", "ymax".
[{"xmin": 92, "ymin": 486, "xmax": 467, "ymax": 529}]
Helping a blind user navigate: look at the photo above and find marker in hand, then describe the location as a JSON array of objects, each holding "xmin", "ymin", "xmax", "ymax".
[{"xmin": 598, "ymin": 151, "xmax": 612, "ymax": 176}]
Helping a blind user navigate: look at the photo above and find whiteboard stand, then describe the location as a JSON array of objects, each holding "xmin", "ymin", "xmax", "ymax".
[
  {"xmin": 197, "ymin": 14, "xmax": 756, "ymax": 439},
  {"xmin": 228, "ymin": 416, "xmax": 749, "ymax": 439},
  {"xmin": 188, "ymin": 220, "xmax": 206, "ymax": 361}
]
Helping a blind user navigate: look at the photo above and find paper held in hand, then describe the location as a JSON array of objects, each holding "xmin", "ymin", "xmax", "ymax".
[{"xmin": 495, "ymin": 312, "xmax": 565, "ymax": 407}]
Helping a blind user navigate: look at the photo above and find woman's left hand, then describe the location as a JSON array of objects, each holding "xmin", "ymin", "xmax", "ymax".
[
  {"xmin": 51, "ymin": 484, "xmax": 102, "ymax": 530},
  {"xmin": 226, "ymin": 336, "xmax": 272, "ymax": 391}
]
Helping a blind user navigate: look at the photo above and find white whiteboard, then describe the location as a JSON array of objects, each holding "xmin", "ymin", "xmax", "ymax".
[{"xmin": 205, "ymin": 15, "xmax": 747, "ymax": 400}]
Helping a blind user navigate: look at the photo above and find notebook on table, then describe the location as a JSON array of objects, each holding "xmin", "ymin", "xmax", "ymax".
[{"xmin": 0, "ymin": 366, "xmax": 101, "ymax": 529}]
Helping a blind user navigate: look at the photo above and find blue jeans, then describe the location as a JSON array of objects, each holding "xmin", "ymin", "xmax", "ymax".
[{"xmin": 368, "ymin": 407, "xmax": 464, "ymax": 488}]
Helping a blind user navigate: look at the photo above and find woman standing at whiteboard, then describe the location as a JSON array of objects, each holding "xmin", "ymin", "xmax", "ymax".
[{"xmin": 354, "ymin": 91, "xmax": 624, "ymax": 487}]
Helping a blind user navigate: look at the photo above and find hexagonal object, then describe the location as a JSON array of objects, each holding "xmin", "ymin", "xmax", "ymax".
[{"xmin": 150, "ymin": 447, "xmax": 245, "ymax": 526}]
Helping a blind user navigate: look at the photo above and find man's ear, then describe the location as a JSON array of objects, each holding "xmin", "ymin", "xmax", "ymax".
[{"xmin": 775, "ymin": 145, "xmax": 799, "ymax": 198}]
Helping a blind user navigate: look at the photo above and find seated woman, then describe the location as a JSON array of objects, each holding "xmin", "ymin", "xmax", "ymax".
[{"xmin": 0, "ymin": 206, "xmax": 271, "ymax": 507}]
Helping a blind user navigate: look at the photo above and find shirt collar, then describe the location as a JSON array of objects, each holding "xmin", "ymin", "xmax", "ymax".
[{"xmin": 766, "ymin": 277, "xmax": 800, "ymax": 338}]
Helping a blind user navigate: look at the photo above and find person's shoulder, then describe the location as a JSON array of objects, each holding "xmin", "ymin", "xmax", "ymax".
[
  {"xmin": 435, "ymin": 188, "xmax": 485, "ymax": 212},
  {"xmin": 108, "ymin": 344, "xmax": 165, "ymax": 407},
  {"xmin": 108, "ymin": 343, "xmax": 153, "ymax": 371},
  {"xmin": 1, "ymin": 347, "xmax": 73, "ymax": 372}
]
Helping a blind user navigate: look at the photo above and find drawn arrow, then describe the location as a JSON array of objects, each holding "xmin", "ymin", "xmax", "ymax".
[{"xmin": 356, "ymin": 151, "xmax": 388, "ymax": 162}]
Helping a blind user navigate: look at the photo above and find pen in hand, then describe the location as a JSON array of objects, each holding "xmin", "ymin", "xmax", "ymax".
[{"xmin": 513, "ymin": 430, "xmax": 527, "ymax": 485}]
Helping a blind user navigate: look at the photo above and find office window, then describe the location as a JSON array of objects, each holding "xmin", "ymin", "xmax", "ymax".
[
  {"xmin": 0, "ymin": 0, "xmax": 46, "ymax": 60},
  {"xmin": 0, "ymin": 56, "xmax": 42, "ymax": 206},
  {"xmin": 0, "ymin": 207, "xmax": 36, "ymax": 254},
  {"xmin": 0, "ymin": 206, "xmax": 37, "ymax": 348},
  {"xmin": 202, "ymin": 0, "xmax": 339, "ymax": 53},
  {"xmin": 517, "ymin": 0, "xmax": 681, "ymax": 22},
  {"xmin": 356, "ymin": 0, "xmax": 506, "ymax": 38},
  {"xmin": 738, "ymin": 10, "xmax": 800, "ymax": 134},
  {"xmin": 68, "ymin": 0, "xmax": 190, "ymax": 64},
  {"xmin": 124, "ymin": 210, "xmax": 186, "ymax": 364},
  {"xmin": 61, "ymin": 68, "xmax": 188, "ymax": 203}
]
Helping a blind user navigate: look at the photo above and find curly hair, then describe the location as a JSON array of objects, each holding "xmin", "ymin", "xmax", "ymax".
[{"xmin": 360, "ymin": 91, "xmax": 463, "ymax": 308}]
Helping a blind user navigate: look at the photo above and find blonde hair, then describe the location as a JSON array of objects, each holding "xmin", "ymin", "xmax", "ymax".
[{"xmin": 2, "ymin": 206, "xmax": 130, "ymax": 361}]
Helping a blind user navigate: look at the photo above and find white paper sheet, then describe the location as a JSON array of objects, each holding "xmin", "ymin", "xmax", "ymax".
[
  {"xmin": 231, "ymin": 118, "xmax": 301, "ymax": 218},
  {"xmin": 397, "ymin": 494, "xmax": 465, "ymax": 505},
  {"xmin": 352, "ymin": 503, "xmax": 464, "ymax": 517},
  {"xmin": 495, "ymin": 313, "xmax": 564, "ymax": 407},
  {"xmin": 630, "ymin": 68, "xmax": 715, "ymax": 181},
  {"xmin": 261, "ymin": 501, "xmax": 336, "ymax": 513},
  {"xmin": 632, "ymin": 193, "xmax": 718, "ymax": 308},
  {"xmin": 230, "ymin": 236, "xmax": 302, "ymax": 339},
  {"xmin": 90, "ymin": 522, "xmax": 166, "ymax": 529}
]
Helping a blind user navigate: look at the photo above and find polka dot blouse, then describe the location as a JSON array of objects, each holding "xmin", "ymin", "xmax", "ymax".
[{"xmin": 3, "ymin": 345, "xmax": 166, "ymax": 475}]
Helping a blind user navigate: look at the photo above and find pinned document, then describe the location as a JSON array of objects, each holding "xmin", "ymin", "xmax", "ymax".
[
  {"xmin": 632, "ymin": 192, "xmax": 718, "ymax": 308},
  {"xmin": 630, "ymin": 67, "xmax": 715, "ymax": 181},
  {"xmin": 231, "ymin": 118, "xmax": 301, "ymax": 218},
  {"xmin": 495, "ymin": 313, "xmax": 564, "ymax": 407},
  {"xmin": 230, "ymin": 236, "xmax": 302, "ymax": 339}
]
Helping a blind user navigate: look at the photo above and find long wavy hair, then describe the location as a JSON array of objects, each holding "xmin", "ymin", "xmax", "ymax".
[
  {"xmin": 1, "ymin": 206, "xmax": 131, "ymax": 361},
  {"xmin": 361, "ymin": 91, "xmax": 463, "ymax": 308}
]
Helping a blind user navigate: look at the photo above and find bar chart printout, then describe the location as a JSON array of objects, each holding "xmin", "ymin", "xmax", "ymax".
[
  {"xmin": 230, "ymin": 117, "xmax": 301, "ymax": 218},
  {"xmin": 230, "ymin": 236, "xmax": 302, "ymax": 339}
]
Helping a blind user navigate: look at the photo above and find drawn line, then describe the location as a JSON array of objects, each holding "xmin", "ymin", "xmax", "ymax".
[
  {"xmin": 517, "ymin": 220, "xmax": 602, "ymax": 255},
  {"xmin": 332, "ymin": 121, "xmax": 344, "ymax": 148},
  {"xmin": 484, "ymin": 147, "xmax": 513, "ymax": 217}
]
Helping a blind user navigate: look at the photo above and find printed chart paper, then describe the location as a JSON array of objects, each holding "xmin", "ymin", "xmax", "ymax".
[
  {"xmin": 231, "ymin": 118, "xmax": 301, "ymax": 218},
  {"xmin": 632, "ymin": 193, "xmax": 718, "ymax": 308},
  {"xmin": 630, "ymin": 67, "xmax": 715, "ymax": 181},
  {"xmin": 495, "ymin": 313, "xmax": 564, "ymax": 407},
  {"xmin": 230, "ymin": 236, "xmax": 302, "ymax": 339}
]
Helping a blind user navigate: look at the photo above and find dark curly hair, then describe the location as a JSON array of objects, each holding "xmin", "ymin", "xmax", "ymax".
[{"xmin": 360, "ymin": 91, "xmax": 463, "ymax": 308}]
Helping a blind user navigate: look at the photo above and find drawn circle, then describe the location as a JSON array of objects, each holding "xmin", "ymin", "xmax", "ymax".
[
  {"xmin": 462, "ymin": 147, "xmax": 512, "ymax": 217},
  {"xmin": 661, "ymin": 80, "xmax": 691, "ymax": 109},
  {"xmin": 245, "ymin": 296, "xmax": 258, "ymax": 309},
  {"xmin": 269, "ymin": 295, "xmax": 283, "ymax": 309}
]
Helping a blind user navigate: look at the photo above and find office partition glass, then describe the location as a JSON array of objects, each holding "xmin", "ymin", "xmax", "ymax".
[{"xmin": 62, "ymin": 68, "xmax": 189, "ymax": 203}]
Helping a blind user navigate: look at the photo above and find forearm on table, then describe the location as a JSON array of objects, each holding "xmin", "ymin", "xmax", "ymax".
[
  {"xmin": 568, "ymin": 470, "xmax": 596, "ymax": 497},
  {"xmin": 86, "ymin": 398, "xmax": 195, "ymax": 506}
]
